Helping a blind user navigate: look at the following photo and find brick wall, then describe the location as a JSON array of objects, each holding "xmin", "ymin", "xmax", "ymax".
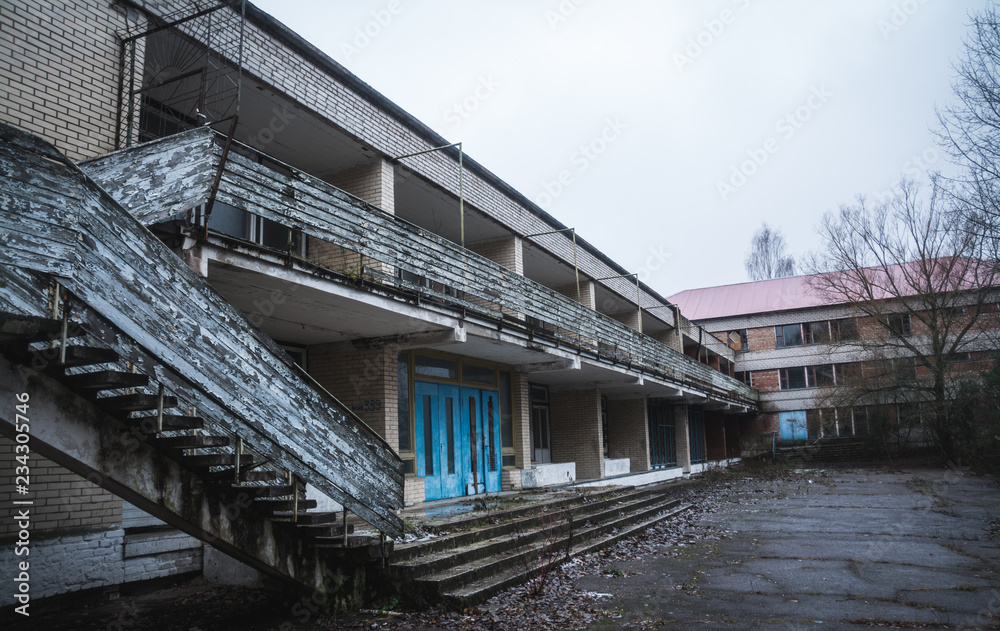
[
  {"xmin": 467, "ymin": 236, "xmax": 523, "ymax": 275},
  {"xmin": 0, "ymin": 0, "xmax": 145, "ymax": 160},
  {"xmin": 0, "ymin": 437, "xmax": 121, "ymax": 538},
  {"xmin": 747, "ymin": 326, "xmax": 776, "ymax": 352},
  {"xmin": 549, "ymin": 389, "xmax": 603, "ymax": 479},
  {"xmin": 610, "ymin": 309, "xmax": 641, "ymax": 332},
  {"xmin": 307, "ymin": 347, "xmax": 398, "ymax": 450},
  {"xmin": 323, "ymin": 160, "xmax": 395, "ymax": 213},
  {"xmin": 750, "ymin": 369, "xmax": 780, "ymax": 393},
  {"xmin": 403, "ymin": 475, "xmax": 424, "ymax": 505},
  {"xmin": 606, "ymin": 398, "xmax": 650, "ymax": 472}
]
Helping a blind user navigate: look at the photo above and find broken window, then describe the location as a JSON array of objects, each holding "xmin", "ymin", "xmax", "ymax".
[{"xmin": 887, "ymin": 313, "xmax": 912, "ymax": 337}]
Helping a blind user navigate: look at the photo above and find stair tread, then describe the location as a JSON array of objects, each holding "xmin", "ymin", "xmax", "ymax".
[
  {"xmin": 413, "ymin": 497, "xmax": 682, "ymax": 584},
  {"xmin": 443, "ymin": 504, "xmax": 693, "ymax": 602},
  {"xmin": 0, "ymin": 313, "xmax": 63, "ymax": 341},
  {"xmin": 231, "ymin": 484, "xmax": 296, "ymax": 497},
  {"xmin": 395, "ymin": 489, "xmax": 668, "ymax": 564},
  {"xmin": 254, "ymin": 499, "xmax": 318, "ymax": 511},
  {"xmin": 58, "ymin": 345, "xmax": 120, "ymax": 368},
  {"xmin": 156, "ymin": 435, "xmax": 231, "ymax": 449},
  {"xmin": 397, "ymin": 493, "xmax": 670, "ymax": 570},
  {"xmin": 184, "ymin": 453, "xmax": 254, "ymax": 468},
  {"xmin": 64, "ymin": 370, "xmax": 149, "ymax": 390},
  {"xmin": 129, "ymin": 415, "xmax": 205, "ymax": 431},
  {"xmin": 443, "ymin": 504, "xmax": 691, "ymax": 600},
  {"xmin": 98, "ymin": 392, "xmax": 178, "ymax": 412},
  {"xmin": 271, "ymin": 511, "xmax": 343, "ymax": 525}
]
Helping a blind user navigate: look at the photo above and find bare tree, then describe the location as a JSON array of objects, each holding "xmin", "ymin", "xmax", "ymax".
[
  {"xmin": 744, "ymin": 222, "xmax": 796, "ymax": 280},
  {"xmin": 935, "ymin": 3, "xmax": 1000, "ymax": 257},
  {"xmin": 806, "ymin": 180, "xmax": 1000, "ymax": 461}
]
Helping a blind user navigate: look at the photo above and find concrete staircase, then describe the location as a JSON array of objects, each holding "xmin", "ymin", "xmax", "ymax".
[
  {"xmin": 0, "ymin": 123, "xmax": 403, "ymax": 601},
  {"xmin": 391, "ymin": 486, "xmax": 692, "ymax": 608}
]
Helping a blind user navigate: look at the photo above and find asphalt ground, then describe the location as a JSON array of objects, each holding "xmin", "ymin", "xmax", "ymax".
[
  {"xmin": 4, "ymin": 464, "xmax": 998, "ymax": 630},
  {"xmin": 574, "ymin": 467, "xmax": 1000, "ymax": 630}
]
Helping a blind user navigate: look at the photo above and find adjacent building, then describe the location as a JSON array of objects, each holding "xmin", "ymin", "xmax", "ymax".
[{"xmin": 671, "ymin": 269, "xmax": 999, "ymax": 448}]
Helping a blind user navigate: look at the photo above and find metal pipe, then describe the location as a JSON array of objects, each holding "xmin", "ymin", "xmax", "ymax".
[
  {"xmin": 393, "ymin": 142, "xmax": 464, "ymax": 247},
  {"xmin": 524, "ymin": 227, "xmax": 580, "ymax": 302}
]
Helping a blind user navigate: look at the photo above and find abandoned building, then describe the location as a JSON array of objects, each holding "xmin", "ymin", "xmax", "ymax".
[
  {"xmin": 0, "ymin": 0, "xmax": 758, "ymax": 605},
  {"xmin": 670, "ymin": 268, "xmax": 1000, "ymax": 451}
]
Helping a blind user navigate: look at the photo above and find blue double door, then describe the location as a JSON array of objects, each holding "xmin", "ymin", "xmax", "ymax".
[
  {"xmin": 414, "ymin": 382, "xmax": 502, "ymax": 501},
  {"xmin": 780, "ymin": 410, "xmax": 808, "ymax": 442}
]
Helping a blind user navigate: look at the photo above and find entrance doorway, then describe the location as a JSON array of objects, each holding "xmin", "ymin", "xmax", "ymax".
[
  {"xmin": 414, "ymin": 382, "xmax": 502, "ymax": 501},
  {"xmin": 779, "ymin": 410, "xmax": 808, "ymax": 442}
]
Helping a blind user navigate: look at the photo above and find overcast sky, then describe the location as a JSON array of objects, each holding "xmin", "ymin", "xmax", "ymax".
[{"xmin": 252, "ymin": 0, "xmax": 989, "ymax": 297}]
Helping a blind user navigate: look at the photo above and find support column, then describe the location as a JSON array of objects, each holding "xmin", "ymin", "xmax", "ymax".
[
  {"xmin": 313, "ymin": 160, "xmax": 395, "ymax": 276},
  {"xmin": 556, "ymin": 279, "xmax": 596, "ymax": 309},
  {"xmin": 467, "ymin": 237, "xmax": 525, "ymax": 320},
  {"xmin": 549, "ymin": 389, "xmax": 603, "ymax": 480},
  {"xmin": 607, "ymin": 397, "xmax": 650, "ymax": 472},
  {"xmin": 674, "ymin": 404, "xmax": 692, "ymax": 474},
  {"xmin": 467, "ymin": 236, "xmax": 523, "ymax": 275},
  {"xmin": 611, "ymin": 310, "xmax": 642, "ymax": 333}
]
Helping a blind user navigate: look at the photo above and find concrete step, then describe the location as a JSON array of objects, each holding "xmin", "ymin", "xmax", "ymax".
[
  {"xmin": 441, "ymin": 501, "xmax": 692, "ymax": 608},
  {"xmin": 395, "ymin": 489, "xmax": 670, "ymax": 581},
  {"xmin": 396, "ymin": 486, "xmax": 686, "ymax": 607},
  {"xmin": 394, "ymin": 487, "xmax": 645, "ymax": 564}
]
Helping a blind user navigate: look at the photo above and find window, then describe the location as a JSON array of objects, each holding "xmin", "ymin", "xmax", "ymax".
[
  {"xmin": 731, "ymin": 329, "xmax": 749, "ymax": 351},
  {"xmin": 775, "ymin": 324, "xmax": 803, "ymax": 348},
  {"xmin": 779, "ymin": 367, "xmax": 809, "ymax": 389},
  {"xmin": 813, "ymin": 364, "xmax": 836, "ymax": 387},
  {"xmin": 208, "ymin": 201, "xmax": 305, "ymax": 255},
  {"xmin": 833, "ymin": 318, "xmax": 859, "ymax": 341},
  {"xmin": 462, "ymin": 362, "xmax": 496, "ymax": 385},
  {"xmin": 414, "ymin": 354, "xmax": 457, "ymax": 379},
  {"xmin": 735, "ymin": 371, "xmax": 752, "ymax": 386},
  {"xmin": 892, "ymin": 357, "xmax": 917, "ymax": 380},
  {"xmin": 804, "ymin": 321, "xmax": 830, "ymax": 344},
  {"xmin": 887, "ymin": 313, "xmax": 912, "ymax": 337},
  {"xmin": 530, "ymin": 384, "xmax": 551, "ymax": 464}
]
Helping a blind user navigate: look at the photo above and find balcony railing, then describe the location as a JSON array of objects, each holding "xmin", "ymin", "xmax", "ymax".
[{"xmin": 83, "ymin": 128, "xmax": 758, "ymax": 407}]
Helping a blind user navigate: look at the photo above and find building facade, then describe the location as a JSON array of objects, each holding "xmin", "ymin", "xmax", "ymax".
[
  {"xmin": 671, "ymin": 272, "xmax": 999, "ymax": 448},
  {"xmin": 0, "ymin": 0, "xmax": 756, "ymax": 602}
]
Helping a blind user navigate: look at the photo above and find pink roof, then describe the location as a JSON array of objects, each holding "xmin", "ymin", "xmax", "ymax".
[
  {"xmin": 671, "ymin": 258, "xmax": 996, "ymax": 321},
  {"xmin": 670, "ymin": 275, "xmax": 832, "ymax": 321}
]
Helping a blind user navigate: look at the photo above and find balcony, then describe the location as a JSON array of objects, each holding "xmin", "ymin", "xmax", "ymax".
[{"xmin": 82, "ymin": 127, "xmax": 758, "ymax": 408}]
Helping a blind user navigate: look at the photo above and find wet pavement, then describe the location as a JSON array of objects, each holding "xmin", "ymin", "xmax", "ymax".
[
  {"xmin": 4, "ymin": 465, "xmax": 998, "ymax": 630},
  {"xmin": 574, "ymin": 467, "xmax": 1000, "ymax": 630}
]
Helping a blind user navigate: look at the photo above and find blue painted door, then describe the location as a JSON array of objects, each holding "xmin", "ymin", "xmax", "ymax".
[
  {"xmin": 461, "ymin": 387, "xmax": 502, "ymax": 495},
  {"xmin": 779, "ymin": 410, "xmax": 808, "ymax": 442},
  {"xmin": 414, "ymin": 382, "xmax": 442, "ymax": 500},
  {"xmin": 416, "ymin": 382, "xmax": 500, "ymax": 500}
]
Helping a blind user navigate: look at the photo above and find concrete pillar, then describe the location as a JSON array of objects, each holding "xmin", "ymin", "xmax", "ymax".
[
  {"xmin": 467, "ymin": 237, "xmax": 525, "ymax": 320},
  {"xmin": 606, "ymin": 397, "xmax": 650, "ymax": 472},
  {"xmin": 512, "ymin": 372, "xmax": 532, "ymax": 469},
  {"xmin": 467, "ymin": 236, "xmax": 523, "ymax": 275},
  {"xmin": 611, "ymin": 309, "xmax": 642, "ymax": 333},
  {"xmin": 674, "ymin": 404, "xmax": 692, "ymax": 474},
  {"xmin": 324, "ymin": 159, "xmax": 395, "ymax": 213},
  {"xmin": 556, "ymin": 279, "xmax": 595, "ymax": 309},
  {"xmin": 549, "ymin": 389, "xmax": 603, "ymax": 480},
  {"xmin": 313, "ymin": 159, "xmax": 395, "ymax": 276}
]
